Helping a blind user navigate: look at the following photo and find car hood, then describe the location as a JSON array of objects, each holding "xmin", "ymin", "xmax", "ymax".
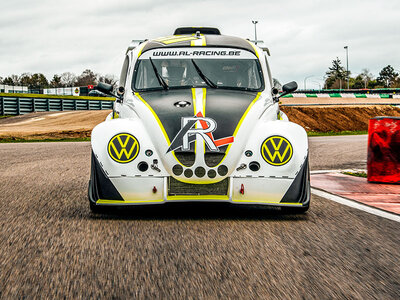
[
  {"xmin": 135, "ymin": 88, "xmax": 260, "ymax": 152},
  {"xmin": 133, "ymin": 88, "xmax": 263, "ymax": 174}
]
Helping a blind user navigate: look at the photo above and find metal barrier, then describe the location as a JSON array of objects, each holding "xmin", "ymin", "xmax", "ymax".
[{"xmin": 0, "ymin": 93, "xmax": 114, "ymax": 115}]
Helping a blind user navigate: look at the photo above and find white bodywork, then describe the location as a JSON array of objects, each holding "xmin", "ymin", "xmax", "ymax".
[{"xmin": 90, "ymin": 34, "xmax": 309, "ymax": 207}]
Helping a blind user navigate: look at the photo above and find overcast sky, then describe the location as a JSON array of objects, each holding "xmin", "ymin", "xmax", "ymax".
[{"xmin": 1, "ymin": 0, "xmax": 399, "ymax": 89}]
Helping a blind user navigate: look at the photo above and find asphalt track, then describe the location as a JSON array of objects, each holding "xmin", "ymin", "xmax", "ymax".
[{"xmin": 0, "ymin": 136, "xmax": 399, "ymax": 299}]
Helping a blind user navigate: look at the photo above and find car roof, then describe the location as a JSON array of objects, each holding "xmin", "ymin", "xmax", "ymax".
[{"xmin": 139, "ymin": 34, "xmax": 258, "ymax": 56}]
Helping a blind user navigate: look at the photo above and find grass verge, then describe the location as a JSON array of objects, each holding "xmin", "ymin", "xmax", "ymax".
[
  {"xmin": 0, "ymin": 137, "xmax": 91, "ymax": 143},
  {"xmin": 342, "ymin": 171, "xmax": 367, "ymax": 178},
  {"xmin": 0, "ymin": 130, "xmax": 369, "ymax": 143},
  {"xmin": 307, "ymin": 130, "xmax": 368, "ymax": 136}
]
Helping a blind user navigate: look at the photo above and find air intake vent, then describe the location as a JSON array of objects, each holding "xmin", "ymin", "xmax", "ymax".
[
  {"xmin": 168, "ymin": 177, "xmax": 229, "ymax": 196},
  {"xmin": 175, "ymin": 152, "xmax": 195, "ymax": 167},
  {"xmin": 204, "ymin": 153, "xmax": 225, "ymax": 167},
  {"xmin": 173, "ymin": 27, "xmax": 221, "ymax": 35}
]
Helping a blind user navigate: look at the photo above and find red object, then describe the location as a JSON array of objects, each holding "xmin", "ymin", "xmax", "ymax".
[
  {"xmin": 88, "ymin": 85, "xmax": 94, "ymax": 89},
  {"xmin": 367, "ymin": 117, "xmax": 400, "ymax": 183},
  {"xmin": 240, "ymin": 184, "xmax": 245, "ymax": 195},
  {"xmin": 152, "ymin": 186, "xmax": 157, "ymax": 193}
]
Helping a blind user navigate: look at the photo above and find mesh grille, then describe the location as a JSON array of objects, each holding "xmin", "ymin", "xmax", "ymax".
[
  {"xmin": 204, "ymin": 153, "xmax": 225, "ymax": 167},
  {"xmin": 168, "ymin": 177, "xmax": 229, "ymax": 196},
  {"xmin": 174, "ymin": 152, "xmax": 195, "ymax": 167}
]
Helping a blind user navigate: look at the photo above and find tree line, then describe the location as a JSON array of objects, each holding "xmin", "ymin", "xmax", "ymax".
[
  {"xmin": 0, "ymin": 69, "xmax": 118, "ymax": 89},
  {"xmin": 325, "ymin": 59, "xmax": 400, "ymax": 89}
]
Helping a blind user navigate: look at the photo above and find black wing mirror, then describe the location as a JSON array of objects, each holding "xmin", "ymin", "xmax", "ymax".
[
  {"xmin": 282, "ymin": 81, "xmax": 298, "ymax": 94},
  {"xmin": 273, "ymin": 81, "xmax": 297, "ymax": 102},
  {"xmin": 95, "ymin": 83, "xmax": 125, "ymax": 103},
  {"xmin": 95, "ymin": 82, "xmax": 114, "ymax": 95}
]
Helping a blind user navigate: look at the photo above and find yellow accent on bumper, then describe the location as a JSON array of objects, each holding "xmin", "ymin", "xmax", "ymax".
[{"xmin": 97, "ymin": 199, "xmax": 164, "ymax": 204}]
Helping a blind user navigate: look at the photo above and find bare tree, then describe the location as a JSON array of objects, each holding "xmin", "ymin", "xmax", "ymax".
[
  {"xmin": 60, "ymin": 72, "xmax": 77, "ymax": 87},
  {"xmin": 98, "ymin": 74, "xmax": 119, "ymax": 88},
  {"xmin": 359, "ymin": 69, "xmax": 373, "ymax": 88},
  {"xmin": 75, "ymin": 69, "xmax": 97, "ymax": 86}
]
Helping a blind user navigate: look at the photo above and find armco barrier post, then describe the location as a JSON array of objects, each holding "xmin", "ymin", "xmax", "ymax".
[{"xmin": 367, "ymin": 117, "xmax": 400, "ymax": 183}]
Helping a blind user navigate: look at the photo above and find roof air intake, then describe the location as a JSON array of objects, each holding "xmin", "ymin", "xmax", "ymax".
[{"xmin": 174, "ymin": 27, "xmax": 221, "ymax": 35}]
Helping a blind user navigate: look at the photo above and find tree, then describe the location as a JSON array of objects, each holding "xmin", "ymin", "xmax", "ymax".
[
  {"xmin": 358, "ymin": 69, "xmax": 374, "ymax": 89},
  {"xmin": 0, "ymin": 76, "xmax": 3, "ymax": 84},
  {"xmin": 75, "ymin": 69, "xmax": 98, "ymax": 86},
  {"xmin": 19, "ymin": 73, "xmax": 32, "ymax": 86},
  {"xmin": 2, "ymin": 75, "xmax": 19, "ymax": 85},
  {"xmin": 60, "ymin": 72, "xmax": 77, "ymax": 86},
  {"xmin": 376, "ymin": 65, "xmax": 398, "ymax": 88},
  {"xmin": 325, "ymin": 57, "xmax": 347, "ymax": 89},
  {"xmin": 50, "ymin": 74, "xmax": 63, "ymax": 87},
  {"xmin": 98, "ymin": 74, "xmax": 119, "ymax": 88},
  {"xmin": 29, "ymin": 73, "xmax": 49, "ymax": 88},
  {"xmin": 349, "ymin": 75, "xmax": 365, "ymax": 89}
]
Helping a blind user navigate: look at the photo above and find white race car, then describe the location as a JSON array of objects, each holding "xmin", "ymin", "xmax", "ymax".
[{"xmin": 89, "ymin": 27, "xmax": 310, "ymax": 213}]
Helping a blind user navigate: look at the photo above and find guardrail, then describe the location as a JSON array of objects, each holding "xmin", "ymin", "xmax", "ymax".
[{"xmin": 0, "ymin": 93, "xmax": 115, "ymax": 115}]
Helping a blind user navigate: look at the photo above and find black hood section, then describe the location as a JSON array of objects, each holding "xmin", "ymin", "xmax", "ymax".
[
  {"xmin": 139, "ymin": 90, "xmax": 195, "ymax": 152},
  {"xmin": 138, "ymin": 89, "xmax": 258, "ymax": 154},
  {"xmin": 204, "ymin": 90, "xmax": 258, "ymax": 153}
]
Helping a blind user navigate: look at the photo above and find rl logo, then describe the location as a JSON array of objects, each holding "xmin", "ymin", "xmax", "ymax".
[{"xmin": 167, "ymin": 112, "xmax": 234, "ymax": 153}]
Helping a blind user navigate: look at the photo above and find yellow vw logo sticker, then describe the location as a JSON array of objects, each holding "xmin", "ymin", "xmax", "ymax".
[
  {"xmin": 108, "ymin": 133, "xmax": 139, "ymax": 163},
  {"xmin": 261, "ymin": 136, "xmax": 293, "ymax": 166}
]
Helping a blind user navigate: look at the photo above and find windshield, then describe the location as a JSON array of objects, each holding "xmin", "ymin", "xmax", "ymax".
[{"xmin": 133, "ymin": 49, "xmax": 263, "ymax": 92}]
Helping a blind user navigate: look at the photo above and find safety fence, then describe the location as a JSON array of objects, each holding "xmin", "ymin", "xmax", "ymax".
[
  {"xmin": 0, "ymin": 93, "xmax": 114, "ymax": 115},
  {"xmin": 284, "ymin": 93, "xmax": 400, "ymax": 98}
]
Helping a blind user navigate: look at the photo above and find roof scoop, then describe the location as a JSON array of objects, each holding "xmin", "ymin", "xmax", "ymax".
[{"xmin": 174, "ymin": 27, "xmax": 221, "ymax": 35}]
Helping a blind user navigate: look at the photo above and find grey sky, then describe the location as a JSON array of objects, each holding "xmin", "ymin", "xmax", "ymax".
[{"xmin": 1, "ymin": 0, "xmax": 399, "ymax": 89}]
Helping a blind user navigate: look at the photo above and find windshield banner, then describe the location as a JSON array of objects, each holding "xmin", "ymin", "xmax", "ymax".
[{"xmin": 139, "ymin": 48, "xmax": 256, "ymax": 60}]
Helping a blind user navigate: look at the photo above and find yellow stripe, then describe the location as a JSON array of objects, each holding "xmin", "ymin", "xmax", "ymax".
[
  {"xmin": 135, "ymin": 92, "xmax": 171, "ymax": 144},
  {"xmin": 233, "ymin": 200, "xmax": 302, "ymax": 205},
  {"xmin": 156, "ymin": 36, "xmax": 198, "ymax": 45},
  {"xmin": 167, "ymin": 195, "xmax": 229, "ymax": 201},
  {"xmin": 202, "ymin": 88, "xmax": 207, "ymax": 115},
  {"xmin": 135, "ymin": 92, "xmax": 191, "ymax": 167},
  {"xmin": 137, "ymin": 41, "xmax": 148, "ymax": 58},
  {"xmin": 216, "ymin": 92, "xmax": 261, "ymax": 166},
  {"xmin": 246, "ymin": 40, "xmax": 259, "ymax": 58},
  {"xmin": 97, "ymin": 199, "xmax": 164, "ymax": 204}
]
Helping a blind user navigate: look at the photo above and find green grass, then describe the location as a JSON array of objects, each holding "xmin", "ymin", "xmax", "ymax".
[
  {"xmin": 0, "ymin": 137, "xmax": 91, "ymax": 143},
  {"xmin": 342, "ymin": 171, "xmax": 367, "ymax": 178},
  {"xmin": 307, "ymin": 130, "xmax": 368, "ymax": 136},
  {"xmin": 0, "ymin": 115, "xmax": 13, "ymax": 119}
]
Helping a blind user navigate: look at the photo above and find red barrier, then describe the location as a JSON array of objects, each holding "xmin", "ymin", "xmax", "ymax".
[{"xmin": 367, "ymin": 116, "xmax": 400, "ymax": 183}]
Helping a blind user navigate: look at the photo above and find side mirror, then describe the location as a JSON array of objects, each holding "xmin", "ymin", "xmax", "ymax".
[
  {"xmin": 273, "ymin": 81, "xmax": 297, "ymax": 102},
  {"xmin": 282, "ymin": 81, "xmax": 298, "ymax": 94},
  {"xmin": 95, "ymin": 82, "xmax": 114, "ymax": 95}
]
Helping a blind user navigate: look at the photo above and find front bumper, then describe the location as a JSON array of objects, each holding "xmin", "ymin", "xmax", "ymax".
[{"xmin": 89, "ymin": 154, "xmax": 310, "ymax": 208}]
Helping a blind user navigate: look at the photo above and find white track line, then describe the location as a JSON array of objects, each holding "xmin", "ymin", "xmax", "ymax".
[{"xmin": 311, "ymin": 188, "xmax": 400, "ymax": 223}]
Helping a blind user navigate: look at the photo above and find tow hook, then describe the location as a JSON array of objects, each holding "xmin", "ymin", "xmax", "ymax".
[
  {"xmin": 236, "ymin": 163, "xmax": 247, "ymax": 171},
  {"xmin": 151, "ymin": 159, "xmax": 161, "ymax": 172},
  {"xmin": 153, "ymin": 186, "xmax": 157, "ymax": 193},
  {"xmin": 240, "ymin": 184, "xmax": 245, "ymax": 195}
]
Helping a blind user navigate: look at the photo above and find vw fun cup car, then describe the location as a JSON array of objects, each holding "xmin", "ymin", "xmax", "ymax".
[{"xmin": 89, "ymin": 27, "xmax": 310, "ymax": 213}]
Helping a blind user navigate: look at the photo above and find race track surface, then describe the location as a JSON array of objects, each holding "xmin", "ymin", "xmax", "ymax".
[{"xmin": 0, "ymin": 137, "xmax": 399, "ymax": 299}]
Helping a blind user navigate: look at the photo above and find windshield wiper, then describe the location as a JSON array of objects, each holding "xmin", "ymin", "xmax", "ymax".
[
  {"xmin": 149, "ymin": 57, "xmax": 168, "ymax": 90},
  {"xmin": 191, "ymin": 59, "xmax": 217, "ymax": 89}
]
